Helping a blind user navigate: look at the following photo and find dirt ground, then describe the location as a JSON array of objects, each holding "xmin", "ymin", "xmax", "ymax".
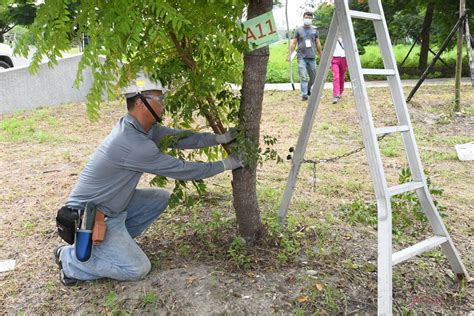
[{"xmin": 0, "ymin": 84, "xmax": 473, "ymax": 314}]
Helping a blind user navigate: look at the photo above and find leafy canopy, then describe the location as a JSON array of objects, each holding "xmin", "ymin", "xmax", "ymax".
[
  {"xmin": 17, "ymin": 0, "xmax": 253, "ymax": 206},
  {"xmin": 17, "ymin": 0, "xmax": 247, "ymax": 121},
  {"xmin": 0, "ymin": 0, "xmax": 36, "ymax": 41}
]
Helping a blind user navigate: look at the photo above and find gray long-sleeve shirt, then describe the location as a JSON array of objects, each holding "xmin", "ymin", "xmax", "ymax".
[{"xmin": 66, "ymin": 114, "xmax": 225, "ymax": 216}]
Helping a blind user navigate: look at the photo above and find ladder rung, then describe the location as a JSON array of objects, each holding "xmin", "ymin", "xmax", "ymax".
[
  {"xmin": 388, "ymin": 181, "xmax": 424, "ymax": 196},
  {"xmin": 374, "ymin": 125, "xmax": 410, "ymax": 135},
  {"xmin": 392, "ymin": 236, "xmax": 448, "ymax": 265},
  {"xmin": 361, "ymin": 69, "xmax": 396, "ymax": 76},
  {"xmin": 349, "ymin": 10, "xmax": 382, "ymax": 21}
]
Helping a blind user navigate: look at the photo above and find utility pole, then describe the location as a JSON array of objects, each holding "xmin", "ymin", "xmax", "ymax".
[{"xmin": 454, "ymin": 0, "xmax": 465, "ymax": 112}]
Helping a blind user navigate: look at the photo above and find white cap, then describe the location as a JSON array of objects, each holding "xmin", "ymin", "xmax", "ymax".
[{"xmin": 122, "ymin": 70, "xmax": 167, "ymax": 98}]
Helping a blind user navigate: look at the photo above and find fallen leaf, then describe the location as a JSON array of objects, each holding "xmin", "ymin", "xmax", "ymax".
[
  {"xmin": 185, "ymin": 277, "xmax": 198, "ymax": 288},
  {"xmin": 297, "ymin": 295, "xmax": 309, "ymax": 303},
  {"xmin": 315, "ymin": 283, "xmax": 324, "ymax": 291}
]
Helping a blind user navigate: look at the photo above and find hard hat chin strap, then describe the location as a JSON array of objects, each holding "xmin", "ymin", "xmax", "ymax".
[{"xmin": 137, "ymin": 92, "xmax": 162, "ymax": 123}]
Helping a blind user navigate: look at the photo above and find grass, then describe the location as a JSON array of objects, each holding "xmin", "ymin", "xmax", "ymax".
[
  {"xmin": 267, "ymin": 41, "xmax": 469, "ymax": 83},
  {"xmin": 0, "ymin": 84, "xmax": 472, "ymax": 314},
  {"xmin": 0, "ymin": 108, "xmax": 65, "ymax": 143}
]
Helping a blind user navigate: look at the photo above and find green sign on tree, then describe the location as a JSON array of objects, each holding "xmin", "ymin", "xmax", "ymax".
[{"xmin": 243, "ymin": 11, "xmax": 279, "ymax": 51}]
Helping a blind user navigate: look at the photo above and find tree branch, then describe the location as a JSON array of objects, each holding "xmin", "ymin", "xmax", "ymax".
[
  {"xmin": 169, "ymin": 32, "xmax": 196, "ymax": 71},
  {"xmin": 169, "ymin": 31, "xmax": 230, "ymax": 153}
]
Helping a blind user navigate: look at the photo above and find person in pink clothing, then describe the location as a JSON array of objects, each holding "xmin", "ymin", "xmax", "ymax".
[{"xmin": 331, "ymin": 34, "xmax": 347, "ymax": 104}]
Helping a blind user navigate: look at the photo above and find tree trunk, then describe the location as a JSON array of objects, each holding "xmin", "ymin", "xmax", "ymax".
[
  {"xmin": 454, "ymin": 0, "xmax": 465, "ymax": 112},
  {"xmin": 232, "ymin": 0, "xmax": 272, "ymax": 242},
  {"xmin": 419, "ymin": 2, "xmax": 435, "ymax": 70}
]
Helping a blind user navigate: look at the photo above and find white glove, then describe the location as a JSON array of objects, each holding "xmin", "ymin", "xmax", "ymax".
[
  {"xmin": 215, "ymin": 129, "xmax": 236, "ymax": 144},
  {"xmin": 222, "ymin": 154, "xmax": 243, "ymax": 170}
]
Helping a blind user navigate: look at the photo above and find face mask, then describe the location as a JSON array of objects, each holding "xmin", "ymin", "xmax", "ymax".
[{"xmin": 303, "ymin": 18, "xmax": 312, "ymax": 26}]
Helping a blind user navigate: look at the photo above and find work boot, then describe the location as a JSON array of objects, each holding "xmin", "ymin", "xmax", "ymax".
[
  {"xmin": 54, "ymin": 245, "xmax": 66, "ymax": 267},
  {"xmin": 60, "ymin": 270, "xmax": 80, "ymax": 286},
  {"xmin": 301, "ymin": 95, "xmax": 308, "ymax": 101},
  {"xmin": 332, "ymin": 97, "xmax": 339, "ymax": 104},
  {"xmin": 54, "ymin": 245, "xmax": 80, "ymax": 286}
]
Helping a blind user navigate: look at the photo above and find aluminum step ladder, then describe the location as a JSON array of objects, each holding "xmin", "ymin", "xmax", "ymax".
[{"xmin": 278, "ymin": 0, "xmax": 470, "ymax": 314}]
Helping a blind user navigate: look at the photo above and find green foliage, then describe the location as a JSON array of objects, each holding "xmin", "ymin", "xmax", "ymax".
[
  {"xmin": 263, "ymin": 212, "xmax": 303, "ymax": 264},
  {"xmin": 261, "ymin": 135, "xmax": 284, "ymax": 164},
  {"xmin": 17, "ymin": 1, "xmax": 271, "ymax": 211},
  {"xmin": 156, "ymin": 132, "xmax": 193, "ymax": 152},
  {"xmin": 0, "ymin": 0, "xmax": 36, "ymax": 41},
  {"xmin": 312, "ymin": 0, "xmax": 383, "ymax": 54},
  {"xmin": 338, "ymin": 168, "xmax": 447, "ymax": 241},
  {"xmin": 150, "ymin": 174, "xmax": 206, "ymax": 209},
  {"xmin": 230, "ymin": 127, "xmax": 283, "ymax": 170},
  {"xmin": 105, "ymin": 291, "xmax": 118, "ymax": 309},
  {"xmin": 227, "ymin": 236, "xmax": 251, "ymax": 268},
  {"xmin": 389, "ymin": 9, "xmax": 423, "ymax": 43},
  {"xmin": 104, "ymin": 290, "xmax": 130, "ymax": 315},
  {"xmin": 313, "ymin": 3, "xmax": 334, "ymax": 32},
  {"xmin": 338, "ymin": 199, "xmax": 378, "ymax": 226},
  {"xmin": 18, "ymin": 0, "xmax": 247, "ymax": 119},
  {"xmin": 142, "ymin": 292, "xmax": 157, "ymax": 305}
]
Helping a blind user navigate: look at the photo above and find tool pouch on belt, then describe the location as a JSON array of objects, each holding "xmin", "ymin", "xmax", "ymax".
[
  {"xmin": 56, "ymin": 206, "xmax": 79, "ymax": 245},
  {"xmin": 92, "ymin": 211, "xmax": 106, "ymax": 246}
]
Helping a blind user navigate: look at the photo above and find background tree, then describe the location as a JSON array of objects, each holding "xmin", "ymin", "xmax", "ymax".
[
  {"xmin": 418, "ymin": 1, "xmax": 435, "ymax": 70},
  {"xmin": 397, "ymin": 0, "xmax": 474, "ymax": 70},
  {"xmin": 17, "ymin": 0, "xmax": 275, "ymax": 241},
  {"xmin": 388, "ymin": 8, "xmax": 423, "ymax": 44},
  {"xmin": 311, "ymin": 0, "xmax": 473, "ymax": 70},
  {"xmin": 313, "ymin": 2, "xmax": 333, "ymax": 35},
  {"xmin": 0, "ymin": 0, "xmax": 36, "ymax": 42}
]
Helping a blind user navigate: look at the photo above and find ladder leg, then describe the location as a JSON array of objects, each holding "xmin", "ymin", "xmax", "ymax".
[
  {"xmin": 278, "ymin": 13, "xmax": 339, "ymax": 221},
  {"xmin": 336, "ymin": 1, "xmax": 395, "ymax": 309},
  {"xmin": 378, "ymin": 199, "xmax": 393, "ymax": 315},
  {"xmin": 416, "ymin": 188, "xmax": 471, "ymax": 278}
]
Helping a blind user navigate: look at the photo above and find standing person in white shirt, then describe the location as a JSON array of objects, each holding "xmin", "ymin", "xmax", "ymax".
[{"xmin": 331, "ymin": 34, "xmax": 347, "ymax": 104}]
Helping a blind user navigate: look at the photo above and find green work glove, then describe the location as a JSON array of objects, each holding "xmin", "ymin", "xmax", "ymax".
[
  {"xmin": 222, "ymin": 153, "xmax": 243, "ymax": 170},
  {"xmin": 215, "ymin": 128, "xmax": 237, "ymax": 144}
]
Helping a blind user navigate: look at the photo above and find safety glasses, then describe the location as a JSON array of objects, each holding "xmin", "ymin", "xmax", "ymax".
[{"xmin": 145, "ymin": 95, "xmax": 165, "ymax": 105}]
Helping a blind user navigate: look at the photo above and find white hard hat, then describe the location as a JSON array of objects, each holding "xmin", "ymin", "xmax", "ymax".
[{"xmin": 122, "ymin": 70, "xmax": 167, "ymax": 98}]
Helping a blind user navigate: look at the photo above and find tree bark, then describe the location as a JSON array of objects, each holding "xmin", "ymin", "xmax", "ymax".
[
  {"xmin": 232, "ymin": 0, "xmax": 272, "ymax": 242},
  {"xmin": 419, "ymin": 2, "xmax": 435, "ymax": 70},
  {"xmin": 454, "ymin": 0, "xmax": 465, "ymax": 112}
]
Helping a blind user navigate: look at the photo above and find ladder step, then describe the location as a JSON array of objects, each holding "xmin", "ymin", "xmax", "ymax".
[
  {"xmin": 349, "ymin": 10, "xmax": 382, "ymax": 21},
  {"xmin": 392, "ymin": 236, "xmax": 448, "ymax": 265},
  {"xmin": 388, "ymin": 181, "xmax": 424, "ymax": 196},
  {"xmin": 361, "ymin": 68, "xmax": 396, "ymax": 76},
  {"xmin": 374, "ymin": 125, "xmax": 410, "ymax": 135}
]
